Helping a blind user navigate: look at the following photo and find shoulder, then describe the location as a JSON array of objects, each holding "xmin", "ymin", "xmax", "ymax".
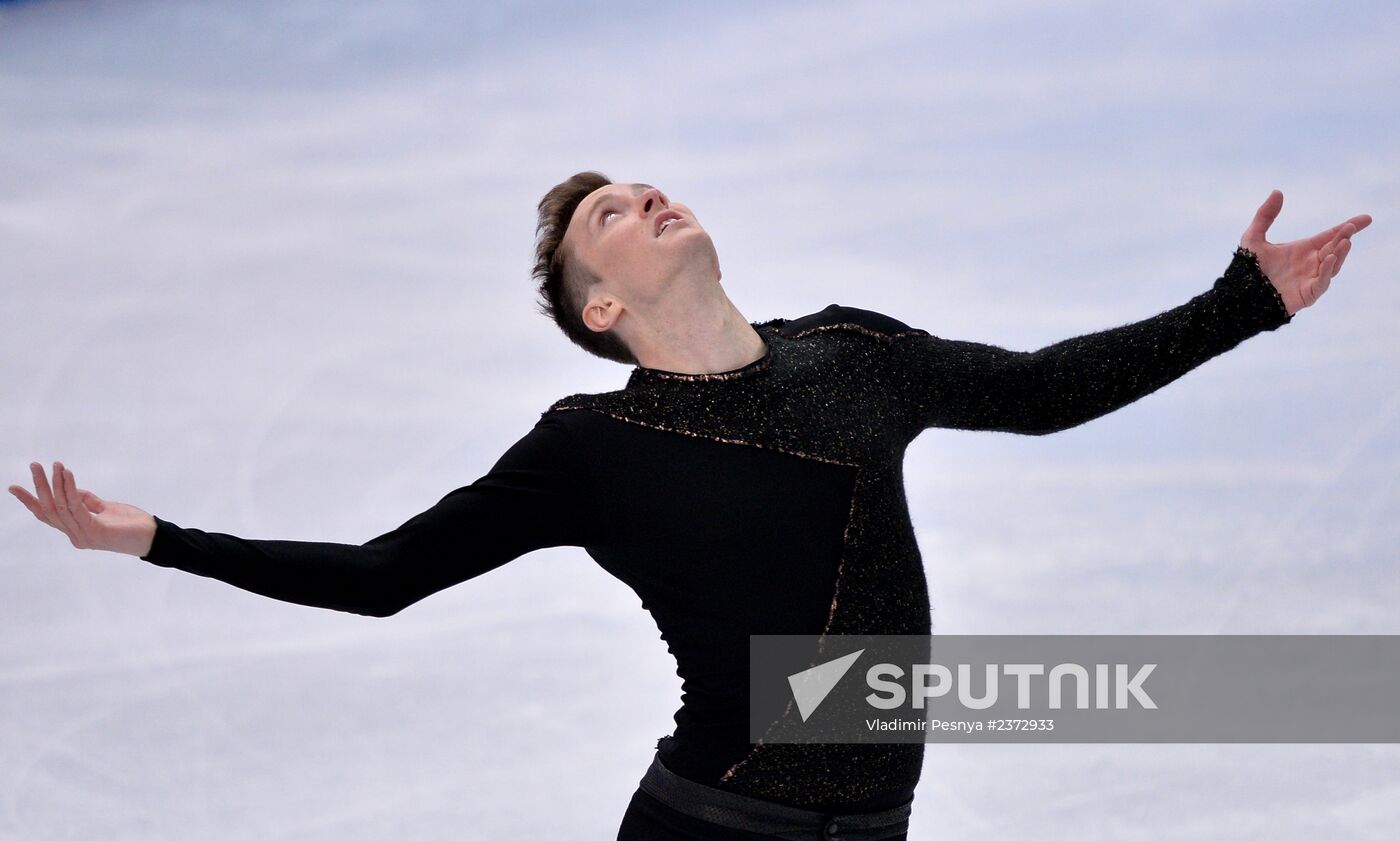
[
  {"xmin": 542, "ymin": 389, "xmax": 632, "ymax": 424},
  {"xmin": 777, "ymin": 303, "xmax": 926, "ymax": 340}
]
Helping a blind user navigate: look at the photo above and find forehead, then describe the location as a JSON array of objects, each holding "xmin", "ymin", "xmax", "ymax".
[
  {"xmin": 566, "ymin": 182, "xmax": 655, "ymax": 245},
  {"xmin": 588, "ymin": 182, "xmax": 652, "ymax": 209},
  {"xmin": 582, "ymin": 183, "xmax": 652, "ymax": 218}
]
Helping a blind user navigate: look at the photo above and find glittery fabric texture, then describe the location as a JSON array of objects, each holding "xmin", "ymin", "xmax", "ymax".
[{"xmin": 544, "ymin": 247, "xmax": 1291, "ymax": 809}]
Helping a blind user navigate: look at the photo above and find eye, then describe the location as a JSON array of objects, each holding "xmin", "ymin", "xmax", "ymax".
[{"xmin": 601, "ymin": 209, "xmax": 618, "ymax": 225}]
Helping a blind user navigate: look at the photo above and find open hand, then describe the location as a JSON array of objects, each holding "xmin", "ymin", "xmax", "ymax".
[
  {"xmin": 1241, "ymin": 190, "xmax": 1372, "ymax": 316},
  {"xmin": 9, "ymin": 462, "xmax": 157, "ymax": 557}
]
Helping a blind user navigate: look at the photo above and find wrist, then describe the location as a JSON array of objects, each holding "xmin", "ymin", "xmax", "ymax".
[
  {"xmin": 1223, "ymin": 246, "xmax": 1293, "ymax": 330},
  {"xmin": 134, "ymin": 514, "xmax": 159, "ymax": 559}
]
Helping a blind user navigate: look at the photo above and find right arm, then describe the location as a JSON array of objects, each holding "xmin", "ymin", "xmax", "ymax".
[{"xmin": 10, "ymin": 415, "xmax": 591, "ymax": 618}]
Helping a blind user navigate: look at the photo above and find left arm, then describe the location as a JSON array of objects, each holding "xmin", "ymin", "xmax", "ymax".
[
  {"xmin": 888, "ymin": 247, "xmax": 1290, "ymax": 436},
  {"xmin": 887, "ymin": 191, "xmax": 1371, "ymax": 438}
]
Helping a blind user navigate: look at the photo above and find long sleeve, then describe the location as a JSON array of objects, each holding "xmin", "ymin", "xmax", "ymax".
[
  {"xmin": 888, "ymin": 247, "xmax": 1294, "ymax": 438},
  {"xmin": 138, "ymin": 414, "xmax": 592, "ymax": 617}
]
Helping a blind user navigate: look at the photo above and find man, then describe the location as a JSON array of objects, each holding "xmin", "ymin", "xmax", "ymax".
[{"xmin": 10, "ymin": 173, "xmax": 1371, "ymax": 840}]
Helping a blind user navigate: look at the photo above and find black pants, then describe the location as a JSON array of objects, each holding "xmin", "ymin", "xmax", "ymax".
[
  {"xmin": 618, "ymin": 787, "xmax": 821, "ymax": 841},
  {"xmin": 615, "ymin": 748, "xmax": 912, "ymax": 841}
]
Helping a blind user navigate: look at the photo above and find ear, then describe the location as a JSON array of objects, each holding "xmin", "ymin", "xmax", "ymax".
[{"xmin": 581, "ymin": 293, "xmax": 622, "ymax": 335}]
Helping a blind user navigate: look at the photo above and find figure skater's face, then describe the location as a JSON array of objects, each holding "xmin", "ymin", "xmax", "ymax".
[{"xmin": 561, "ymin": 181, "xmax": 721, "ymax": 331}]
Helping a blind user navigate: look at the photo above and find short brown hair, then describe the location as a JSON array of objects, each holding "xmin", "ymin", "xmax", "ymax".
[{"xmin": 532, "ymin": 171, "xmax": 638, "ymax": 365}]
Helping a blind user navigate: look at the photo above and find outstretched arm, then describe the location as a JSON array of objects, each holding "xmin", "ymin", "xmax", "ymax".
[
  {"xmin": 888, "ymin": 192, "xmax": 1371, "ymax": 438},
  {"xmin": 9, "ymin": 416, "xmax": 591, "ymax": 618}
]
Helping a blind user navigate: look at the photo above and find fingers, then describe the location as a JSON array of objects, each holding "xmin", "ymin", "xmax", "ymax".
[
  {"xmin": 1317, "ymin": 226, "xmax": 1356, "ymax": 279},
  {"xmin": 1310, "ymin": 223, "xmax": 1342, "ymax": 248},
  {"xmin": 1320, "ymin": 227, "xmax": 1345, "ymax": 262},
  {"xmin": 1243, "ymin": 189, "xmax": 1284, "ymax": 248},
  {"xmin": 10, "ymin": 462, "xmax": 89, "ymax": 547},
  {"xmin": 27, "ymin": 462, "xmax": 60, "ymax": 528},
  {"xmin": 60, "ymin": 466, "xmax": 95, "ymax": 547},
  {"xmin": 9, "ymin": 484, "xmax": 47, "ymax": 522},
  {"xmin": 78, "ymin": 489, "xmax": 106, "ymax": 514},
  {"xmin": 49, "ymin": 462, "xmax": 89, "ymax": 548},
  {"xmin": 1309, "ymin": 214, "xmax": 1371, "ymax": 248},
  {"xmin": 1330, "ymin": 237, "xmax": 1353, "ymax": 276},
  {"xmin": 1310, "ymin": 254, "xmax": 1336, "ymax": 305}
]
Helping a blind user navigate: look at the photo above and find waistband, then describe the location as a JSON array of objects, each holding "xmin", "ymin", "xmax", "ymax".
[{"xmin": 638, "ymin": 751, "xmax": 913, "ymax": 841}]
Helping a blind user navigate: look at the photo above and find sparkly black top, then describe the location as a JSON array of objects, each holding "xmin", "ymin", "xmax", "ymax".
[{"xmin": 140, "ymin": 247, "xmax": 1291, "ymax": 813}]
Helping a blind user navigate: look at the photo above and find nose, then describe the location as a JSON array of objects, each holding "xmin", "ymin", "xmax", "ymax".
[{"xmin": 640, "ymin": 187, "xmax": 667, "ymax": 215}]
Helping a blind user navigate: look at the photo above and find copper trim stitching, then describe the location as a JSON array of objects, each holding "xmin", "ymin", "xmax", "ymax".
[
  {"xmin": 788, "ymin": 322, "xmax": 902, "ymax": 343},
  {"xmin": 545, "ymin": 406, "xmax": 860, "ymax": 469},
  {"xmin": 718, "ymin": 480, "xmax": 862, "ymax": 785}
]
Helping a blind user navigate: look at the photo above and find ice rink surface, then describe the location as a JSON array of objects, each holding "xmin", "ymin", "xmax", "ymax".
[{"xmin": 3, "ymin": 0, "xmax": 1398, "ymax": 837}]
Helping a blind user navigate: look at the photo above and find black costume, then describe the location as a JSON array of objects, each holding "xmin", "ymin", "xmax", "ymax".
[{"xmin": 139, "ymin": 247, "xmax": 1291, "ymax": 828}]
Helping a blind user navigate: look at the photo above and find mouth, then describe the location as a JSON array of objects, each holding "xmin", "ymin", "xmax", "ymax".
[{"xmin": 654, "ymin": 210, "xmax": 685, "ymax": 237}]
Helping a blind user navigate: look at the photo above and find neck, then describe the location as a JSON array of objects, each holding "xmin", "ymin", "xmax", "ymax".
[{"xmin": 627, "ymin": 287, "xmax": 765, "ymax": 375}]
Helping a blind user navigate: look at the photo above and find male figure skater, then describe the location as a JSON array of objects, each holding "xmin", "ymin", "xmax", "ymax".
[{"xmin": 11, "ymin": 172, "xmax": 1371, "ymax": 841}]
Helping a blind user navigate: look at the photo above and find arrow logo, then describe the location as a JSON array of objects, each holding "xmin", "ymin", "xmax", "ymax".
[{"xmin": 787, "ymin": 648, "xmax": 865, "ymax": 721}]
